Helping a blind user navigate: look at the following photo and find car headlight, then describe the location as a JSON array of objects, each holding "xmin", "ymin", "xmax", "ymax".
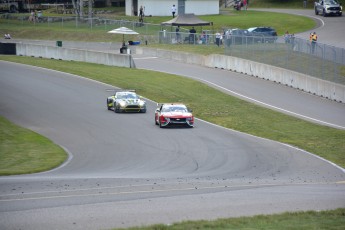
[
  {"xmin": 119, "ymin": 101, "xmax": 126, "ymax": 107},
  {"xmin": 139, "ymin": 101, "xmax": 145, "ymax": 106}
]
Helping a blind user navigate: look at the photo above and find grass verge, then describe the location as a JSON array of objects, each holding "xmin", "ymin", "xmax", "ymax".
[
  {"xmin": 0, "ymin": 116, "xmax": 67, "ymax": 175},
  {"xmin": 0, "ymin": 10, "xmax": 315, "ymax": 42},
  {"xmin": 1, "ymin": 55, "xmax": 344, "ymax": 171},
  {"xmin": 114, "ymin": 208, "xmax": 345, "ymax": 230}
]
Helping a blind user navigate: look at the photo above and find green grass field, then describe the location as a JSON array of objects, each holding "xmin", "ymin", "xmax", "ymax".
[
  {"xmin": 115, "ymin": 208, "xmax": 345, "ymax": 230},
  {"xmin": 0, "ymin": 116, "xmax": 67, "ymax": 175},
  {"xmin": 1, "ymin": 1, "xmax": 344, "ymax": 229},
  {"xmin": 0, "ymin": 9, "xmax": 315, "ymax": 42}
]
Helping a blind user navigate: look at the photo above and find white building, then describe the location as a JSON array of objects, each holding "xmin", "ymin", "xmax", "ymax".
[{"xmin": 125, "ymin": 0, "xmax": 219, "ymax": 17}]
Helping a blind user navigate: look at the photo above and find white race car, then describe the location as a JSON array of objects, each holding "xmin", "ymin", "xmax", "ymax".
[{"xmin": 107, "ymin": 90, "xmax": 146, "ymax": 113}]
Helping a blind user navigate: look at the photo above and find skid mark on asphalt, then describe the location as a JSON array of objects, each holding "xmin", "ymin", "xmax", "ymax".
[{"xmin": 1, "ymin": 182, "xmax": 343, "ymax": 202}]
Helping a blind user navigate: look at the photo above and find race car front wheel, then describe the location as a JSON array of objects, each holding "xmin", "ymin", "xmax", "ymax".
[{"xmin": 107, "ymin": 99, "xmax": 112, "ymax": 110}]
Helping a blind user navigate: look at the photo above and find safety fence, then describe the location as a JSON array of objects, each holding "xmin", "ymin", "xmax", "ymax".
[
  {"xmin": 158, "ymin": 30, "xmax": 345, "ymax": 85},
  {"xmin": 0, "ymin": 14, "xmax": 160, "ymax": 35},
  {"xmin": 1, "ymin": 14, "xmax": 344, "ymax": 85},
  {"xmin": 224, "ymin": 35, "xmax": 345, "ymax": 85}
]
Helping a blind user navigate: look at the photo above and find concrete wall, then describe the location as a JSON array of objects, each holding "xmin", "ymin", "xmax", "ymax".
[
  {"xmin": 134, "ymin": 46, "xmax": 345, "ymax": 103},
  {"xmin": 12, "ymin": 42, "xmax": 345, "ymax": 103},
  {"xmin": 127, "ymin": 0, "xmax": 219, "ymax": 16},
  {"xmin": 16, "ymin": 43, "xmax": 135, "ymax": 68}
]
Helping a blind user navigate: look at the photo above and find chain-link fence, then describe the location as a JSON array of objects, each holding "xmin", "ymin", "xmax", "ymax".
[
  {"xmin": 156, "ymin": 32, "xmax": 345, "ymax": 85},
  {"xmin": 1, "ymin": 14, "xmax": 344, "ymax": 85},
  {"xmin": 158, "ymin": 30, "xmax": 216, "ymax": 45},
  {"xmin": 223, "ymin": 35, "xmax": 345, "ymax": 85},
  {"xmin": 155, "ymin": 30, "xmax": 345, "ymax": 85},
  {"xmin": 0, "ymin": 13, "xmax": 161, "ymax": 35}
]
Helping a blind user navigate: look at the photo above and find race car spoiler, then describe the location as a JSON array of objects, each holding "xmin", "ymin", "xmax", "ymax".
[
  {"xmin": 156, "ymin": 103, "xmax": 185, "ymax": 106},
  {"xmin": 106, "ymin": 89, "xmax": 136, "ymax": 93}
]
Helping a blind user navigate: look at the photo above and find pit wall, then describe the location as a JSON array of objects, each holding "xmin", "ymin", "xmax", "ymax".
[
  {"xmin": 16, "ymin": 43, "xmax": 136, "ymax": 68},
  {"xmin": 134, "ymin": 47, "xmax": 345, "ymax": 103}
]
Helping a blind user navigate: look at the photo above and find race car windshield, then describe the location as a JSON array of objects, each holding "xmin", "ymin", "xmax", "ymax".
[
  {"xmin": 125, "ymin": 94, "xmax": 137, "ymax": 99},
  {"xmin": 169, "ymin": 106, "xmax": 187, "ymax": 112},
  {"xmin": 117, "ymin": 93, "xmax": 137, "ymax": 99}
]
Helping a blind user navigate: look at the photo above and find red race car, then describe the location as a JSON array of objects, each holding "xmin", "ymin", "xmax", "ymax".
[{"xmin": 155, "ymin": 103, "xmax": 194, "ymax": 128}]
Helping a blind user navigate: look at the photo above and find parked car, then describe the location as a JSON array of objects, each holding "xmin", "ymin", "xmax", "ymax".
[
  {"xmin": 226, "ymin": 29, "xmax": 251, "ymax": 45},
  {"xmin": 314, "ymin": 0, "xmax": 342, "ymax": 16},
  {"xmin": 155, "ymin": 103, "xmax": 194, "ymax": 128},
  {"xmin": 247, "ymin": 27, "xmax": 278, "ymax": 43}
]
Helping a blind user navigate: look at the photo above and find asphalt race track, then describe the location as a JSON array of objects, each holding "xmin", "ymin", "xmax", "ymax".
[{"xmin": 1, "ymin": 9, "xmax": 345, "ymax": 230}]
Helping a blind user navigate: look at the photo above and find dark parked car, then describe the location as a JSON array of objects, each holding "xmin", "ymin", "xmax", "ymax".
[
  {"xmin": 247, "ymin": 27, "xmax": 278, "ymax": 43},
  {"xmin": 225, "ymin": 29, "xmax": 250, "ymax": 45}
]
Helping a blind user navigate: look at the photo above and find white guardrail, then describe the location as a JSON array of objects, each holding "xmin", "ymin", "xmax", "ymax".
[
  {"xmin": 133, "ymin": 46, "xmax": 345, "ymax": 104},
  {"xmin": 5, "ymin": 42, "xmax": 345, "ymax": 103},
  {"xmin": 15, "ymin": 43, "xmax": 135, "ymax": 68}
]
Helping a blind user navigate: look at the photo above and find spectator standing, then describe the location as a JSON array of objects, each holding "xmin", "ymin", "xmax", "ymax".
[
  {"xmin": 139, "ymin": 5, "xmax": 144, "ymax": 22},
  {"xmin": 171, "ymin": 4, "xmax": 177, "ymax": 18},
  {"xmin": 311, "ymin": 32, "xmax": 318, "ymax": 53},
  {"xmin": 200, "ymin": 31, "xmax": 207, "ymax": 44},
  {"xmin": 176, "ymin": 26, "xmax": 181, "ymax": 43},
  {"xmin": 225, "ymin": 29, "xmax": 231, "ymax": 47},
  {"xmin": 243, "ymin": 0, "xmax": 248, "ymax": 10},
  {"xmin": 29, "ymin": 11, "xmax": 35, "ymax": 22},
  {"xmin": 284, "ymin": 31, "xmax": 290, "ymax": 43},
  {"xmin": 37, "ymin": 11, "xmax": 43, "ymax": 22},
  {"xmin": 290, "ymin": 33, "xmax": 295, "ymax": 49},
  {"xmin": 215, "ymin": 31, "xmax": 221, "ymax": 47},
  {"xmin": 189, "ymin": 27, "xmax": 196, "ymax": 44}
]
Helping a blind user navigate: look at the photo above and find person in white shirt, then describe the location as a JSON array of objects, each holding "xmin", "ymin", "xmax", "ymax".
[
  {"xmin": 215, "ymin": 32, "xmax": 221, "ymax": 47},
  {"xmin": 171, "ymin": 5, "xmax": 177, "ymax": 18}
]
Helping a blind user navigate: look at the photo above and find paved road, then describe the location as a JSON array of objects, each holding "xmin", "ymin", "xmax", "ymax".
[
  {"xmin": 0, "ymin": 8, "xmax": 345, "ymax": 230},
  {"xmin": 252, "ymin": 8, "xmax": 345, "ymax": 48},
  {"xmin": 6, "ymin": 9, "xmax": 345, "ymax": 129},
  {"xmin": 5, "ymin": 36, "xmax": 345, "ymax": 129},
  {"xmin": 1, "ymin": 61, "xmax": 344, "ymax": 230}
]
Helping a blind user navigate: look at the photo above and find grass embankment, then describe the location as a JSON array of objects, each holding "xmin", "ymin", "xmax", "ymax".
[
  {"xmin": 0, "ymin": 10, "xmax": 315, "ymax": 43},
  {"xmin": 0, "ymin": 116, "xmax": 67, "ymax": 175},
  {"xmin": 114, "ymin": 208, "xmax": 345, "ymax": 230},
  {"xmin": 1, "ymin": 55, "xmax": 344, "ymax": 172}
]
